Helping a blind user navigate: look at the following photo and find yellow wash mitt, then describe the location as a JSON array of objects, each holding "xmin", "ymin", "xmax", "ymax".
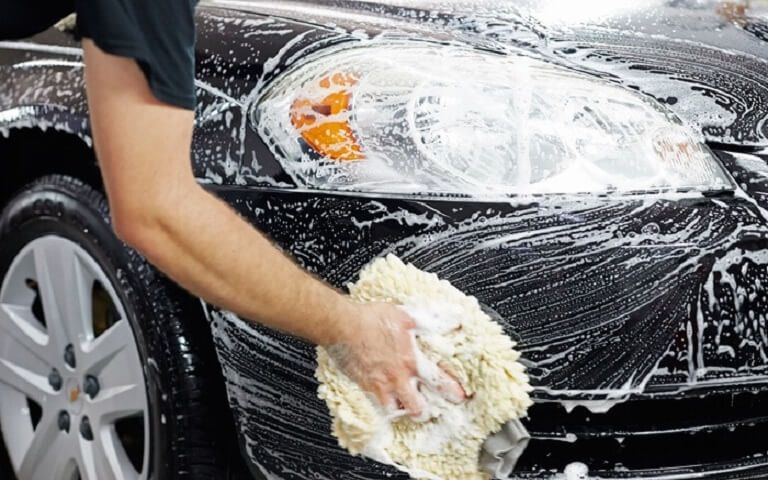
[{"xmin": 315, "ymin": 254, "xmax": 533, "ymax": 479}]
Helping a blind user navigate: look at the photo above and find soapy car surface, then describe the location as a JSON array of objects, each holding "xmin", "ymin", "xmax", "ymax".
[{"xmin": 6, "ymin": 0, "xmax": 768, "ymax": 478}]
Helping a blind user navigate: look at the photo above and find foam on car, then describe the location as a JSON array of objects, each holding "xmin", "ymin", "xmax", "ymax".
[{"xmin": 315, "ymin": 254, "xmax": 533, "ymax": 479}]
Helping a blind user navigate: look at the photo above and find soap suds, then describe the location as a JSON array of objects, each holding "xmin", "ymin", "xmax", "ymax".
[
  {"xmin": 315, "ymin": 254, "xmax": 532, "ymax": 479},
  {"xmin": 563, "ymin": 462, "xmax": 589, "ymax": 479}
]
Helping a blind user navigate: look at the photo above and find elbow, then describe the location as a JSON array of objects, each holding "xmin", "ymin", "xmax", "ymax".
[
  {"xmin": 111, "ymin": 198, "xmax": 168, "ymax": 256},
  {"xmin": 108, "ymin": 179, "xmax": 200, "ymax": 257}
]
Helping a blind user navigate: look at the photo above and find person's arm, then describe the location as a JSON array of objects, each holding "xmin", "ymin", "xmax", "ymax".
[{"xmin": 81, "ymin": 40, "xmax": 463, "ymax": 416}]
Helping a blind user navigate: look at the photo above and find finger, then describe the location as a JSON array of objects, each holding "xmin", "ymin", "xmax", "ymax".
[
  {"xmin": 381, "ymin": 392, "xmax": 401, "ymax": 417},
  {"xmin": 369, "ymin": 382, "xmax": 399, "ymax": 414},
  {"xmin": 396, "ymin": 309, "xmax": 417, "ymax": 330},
  {"xmin": 438, "ymin": 361, "xmax": 471, "ymax": 399},
  {"xmin": 438, "ymin": 360, "xmax": 460, "ymax": 379},
  {"xmin": 381, "ymin": 394, "xmax": 404, "ymax": 419},
  {"xmin": 368, "ymin": 385, "xmax": 408, "ymax": 421},
  {"xmin": 409, "ymin": 335, "xmax": 466, "ymax": 403},
  {"xmin": 430, "ymin": 366, "xmax": 467, "ymax": 404},
  {"xmin": 416, "ymin": 357, "xmax": 466, "ymax": 403},
  {"xmin": 394, "ymin": 377, "xmax": 428, "ymax": 420}
]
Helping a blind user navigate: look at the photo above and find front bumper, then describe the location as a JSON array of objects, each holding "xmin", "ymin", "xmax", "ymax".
[{"xmin": 205, "ymin": 148, "xmax": 768, "ymax": 479}]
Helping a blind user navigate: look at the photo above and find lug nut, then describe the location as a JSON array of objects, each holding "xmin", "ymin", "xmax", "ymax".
[
  {"xmin": 80, "ymin": 416, "xmax": 93, "ymax": 441},
  {"xmin": 64, "ymin": 344, "xmax": 76, "ymax": 368},
  {"xmin": 83, "ymin": 375, "xmax": 100, "ymax": 399},
  {"xmin": 57, "ymin": 411, "xmax": 70, "ymax": 433},
  {"xmin": 48, "ymin": 368, "xmax": 62, "ymax": 391}
]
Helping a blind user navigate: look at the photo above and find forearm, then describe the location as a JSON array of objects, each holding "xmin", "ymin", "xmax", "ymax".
[
  {"xmin": 83, "ymin": 39, "xmax": 356, "ymax": 346},
  {"xmin": 124, "ymin": 182, "xmax": 356, "ymax": 346},
  {"xmin": 82, "ymin": 39, "xmax": 462, "ymax": 416}
]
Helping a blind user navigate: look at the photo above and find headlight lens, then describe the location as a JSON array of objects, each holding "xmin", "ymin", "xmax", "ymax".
[{"xmin": 255, "ymin": 43, "xmax": 732, "ymax": 196}]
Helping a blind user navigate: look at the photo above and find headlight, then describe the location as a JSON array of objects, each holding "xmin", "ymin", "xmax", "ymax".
[{"xmin": 255, "ymin": 43, "xmax": 732, "ymax": 196}]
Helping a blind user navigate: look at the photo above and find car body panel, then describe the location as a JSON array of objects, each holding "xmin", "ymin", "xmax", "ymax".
[
  {"xmin": 3, "ymin": 1, "xmax": 768, "ymax": 478},
  {"xmin": 206, "ymin": 159, "xmax": 768, "ymax": 478},
  {"xmin": 0, "ymin": 31, "xmax": 90, "ymax": 146}
]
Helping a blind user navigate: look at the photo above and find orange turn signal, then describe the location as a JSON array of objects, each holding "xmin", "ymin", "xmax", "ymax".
[{"xmin": 290, "ymin": 72, "xmax": 364, "ymax": 161}]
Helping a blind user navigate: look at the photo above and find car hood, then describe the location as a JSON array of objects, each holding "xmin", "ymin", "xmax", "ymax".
[{"xmin": 208, "ymin": 0, "xmax": 768, "ymax": 147}]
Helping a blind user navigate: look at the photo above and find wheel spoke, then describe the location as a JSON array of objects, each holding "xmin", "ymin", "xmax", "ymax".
[
  {"xmin": 78, "ymin": 435, "xmax": 110, "ymax": 480},
  {"xmin": 102, "ymin": 427, "xmax": 140, "ymax": 479},
  {"xmin": 69, "ymin": 251, "xmax": 96, "ymax": 340},
  {"xmin": 32, "ymin": 240, "xmax": 68, "ymax": 351},
  {"xmin": 91, "ymin": 383, "xmax": 146, "ymax": 424},
  {"xmin": 82, "ymin": 319, "xmax": 131, "ymax": 375},
  {"xmin": 25, "ymin": 434, "xmax": 73, "ymax": 479},
  {"xmin": 0, "ymin": 341, "xmax": 51, "ymax": 402},
  {"xmin": 17, "ymin": 409, "xmax": 64, "ymax": 478},
  {"xmin": 79, "ymin": 429, "xmax": 136, "ymax": 480},
  {"xmin": 0, "ymin": 303, "xmax": 50, "ymax": 364},
  {"xmin": 32, "ymin": 239, "xmax": 94, "ymax": 352}
]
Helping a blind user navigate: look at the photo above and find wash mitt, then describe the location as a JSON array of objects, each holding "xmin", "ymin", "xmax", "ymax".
[{"xmin": 315, "ymin": 254, "xmax": 533, "ymax": 479}]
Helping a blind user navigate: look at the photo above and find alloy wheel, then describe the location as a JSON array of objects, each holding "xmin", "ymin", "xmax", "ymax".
[{"xmin": 0, "ymin": 235, "xmax": 149, "ymax": 480}]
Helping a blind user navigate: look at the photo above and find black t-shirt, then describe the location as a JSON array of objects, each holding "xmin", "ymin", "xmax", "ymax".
[{"xmin": 0, "ymin": 0, "xmax": 199, "ymax": 110}]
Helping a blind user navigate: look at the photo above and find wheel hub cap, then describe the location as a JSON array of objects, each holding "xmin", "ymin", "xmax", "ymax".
[{"xmin": 65, "ymin": 378, "xmax": 82, "ymax": 413}]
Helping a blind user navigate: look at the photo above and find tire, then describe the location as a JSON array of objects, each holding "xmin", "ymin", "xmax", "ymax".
[{"xmin": 0, "ymin": 175, "xmax": 243, "ymax": 479}]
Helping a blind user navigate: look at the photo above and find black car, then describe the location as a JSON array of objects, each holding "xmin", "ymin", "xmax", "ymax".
[{"xmin": 2, "ymin": 1, "xmax": 768, "ymax": 479}]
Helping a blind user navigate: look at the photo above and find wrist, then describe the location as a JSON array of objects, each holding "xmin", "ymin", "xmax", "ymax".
[{"xmin": 317, "ymin": 294, "xmax": 361, "ymax": 347}]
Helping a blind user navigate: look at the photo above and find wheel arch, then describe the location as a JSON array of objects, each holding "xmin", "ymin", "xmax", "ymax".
[{"xmin": 0, "ymin": 122, "xmax": 102, "ymax": 210}]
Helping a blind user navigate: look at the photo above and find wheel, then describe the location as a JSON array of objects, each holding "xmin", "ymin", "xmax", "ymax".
[{"xmin": 0, "ymin": 175, "xmax": 241, "ymax": 479}]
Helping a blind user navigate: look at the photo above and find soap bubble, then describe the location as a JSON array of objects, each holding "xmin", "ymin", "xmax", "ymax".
[{"xmin": 564, "ymin": 462, "xmax": 589, "ymax": 479}]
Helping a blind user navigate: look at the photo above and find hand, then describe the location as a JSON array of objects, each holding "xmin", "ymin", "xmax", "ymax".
[{"xmin": 326, "ymin": 302, "xmax": 466, "ymax": 419}]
